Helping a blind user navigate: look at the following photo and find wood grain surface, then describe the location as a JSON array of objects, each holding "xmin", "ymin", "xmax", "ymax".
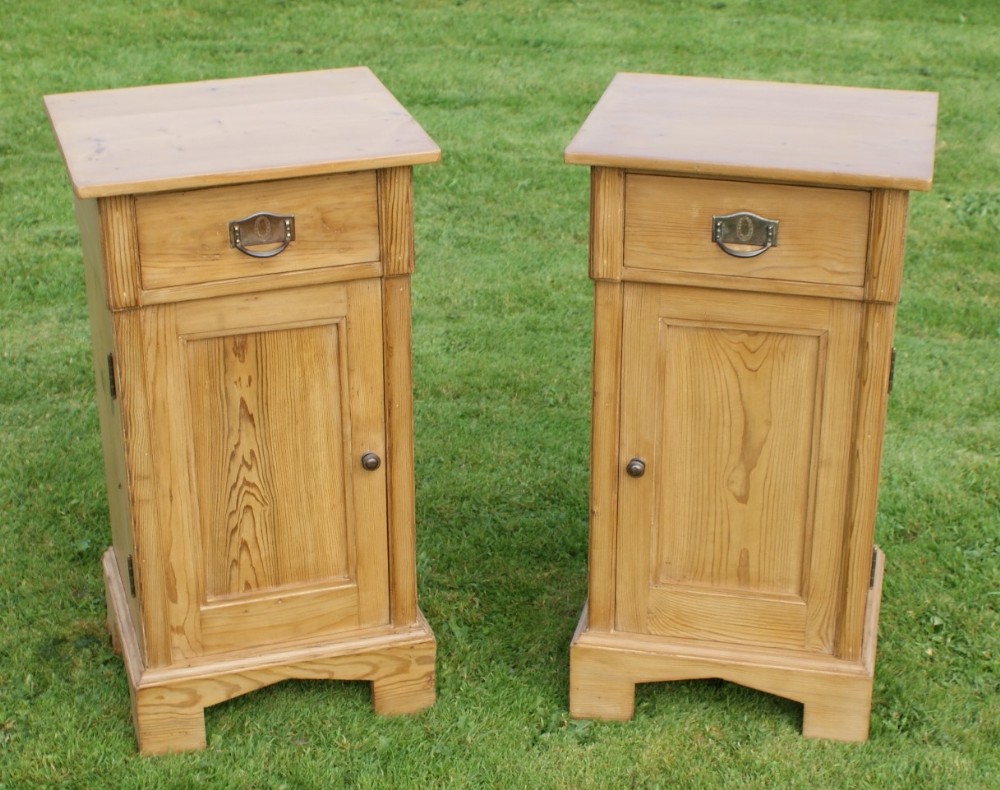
[
  {"xmin": 623, "ymin": 174, "xmax": 870, "ymax": 288},
  {"xmin": 45, "ymin": 67, "xmax": 441, "ymax": 197},
  {"xmin": 135, "ymin": 172, "xmax": 380, "ymax": 290},
  {"xmin": 566, "ymin": 72, "xmax": 937, "ymax": 190}
]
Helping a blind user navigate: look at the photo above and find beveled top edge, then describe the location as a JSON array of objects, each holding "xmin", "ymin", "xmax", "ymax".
[
  {"xmin": 45, "ymin": 67, "xmax": 440, "ymax": 198},
  {"xmin": 565, "ymin": 72, "xmax": 938, "ymax": 191}
]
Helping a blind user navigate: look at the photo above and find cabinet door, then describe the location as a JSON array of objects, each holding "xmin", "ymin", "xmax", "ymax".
[
  {"xmin": 143, "ymin": 278, "xmax": 389, "ymax": 659},
  {"xmin": 616, "ymin": 283, "xmax": 862, "ymax": 654}
]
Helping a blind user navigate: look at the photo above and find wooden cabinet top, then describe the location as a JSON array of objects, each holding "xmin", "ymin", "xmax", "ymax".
[
  {"xmin": 565, "ymin": 73, "xmax": 937, "ymax": 191},
  {"xmin": 45, "ymin": 67, "xmax": 440, "ymax": 198}
]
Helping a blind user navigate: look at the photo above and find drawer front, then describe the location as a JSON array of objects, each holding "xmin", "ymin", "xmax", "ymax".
[
  {"xmin": 624, "ymin": 174, "xmax": 870, "ymax": 288},
  {"xmin": 136, "ymin": 172, "xmax": 380, "ymax": 291}
]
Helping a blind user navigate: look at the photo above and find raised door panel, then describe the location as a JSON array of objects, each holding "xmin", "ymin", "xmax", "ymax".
[
  {"xmin": 616, "ymin": 284, "xmax": 862, "ymax": 653},
  {"xmin": 142, "ymin": 279, "xmax": 389, "ymax": 659}
]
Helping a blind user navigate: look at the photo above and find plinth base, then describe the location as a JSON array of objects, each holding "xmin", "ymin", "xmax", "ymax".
[
  {"xmin": 103, "ymin": 550, "xmax": 436, "ymax": 755},
  {"xmin": 570, "ymin": 549, "xmax": 884, "ymax": 742}
]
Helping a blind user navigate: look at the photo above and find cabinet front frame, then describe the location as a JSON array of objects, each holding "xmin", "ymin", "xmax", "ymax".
[
  {"xmin": 86, "ymin": 166, "xmax": 422, "ymax": 669},
  {"xmin": 584, "ymin": 167, "xmax": 904, "ymax": 661}
]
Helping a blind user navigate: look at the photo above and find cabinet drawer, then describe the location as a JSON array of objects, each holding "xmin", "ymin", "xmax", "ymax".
[
  {"xmin": 135, "ymin": 172, "xmax": 380, "ymax": 291},
  {"xmin": 624, "ymin": 174, "xmax": 870, "ymax": 289}
]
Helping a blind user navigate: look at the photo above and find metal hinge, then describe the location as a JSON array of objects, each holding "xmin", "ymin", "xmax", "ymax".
[
  {"xmin": 887, "ymin": 347, "xmax": 897, "ymax": 394},
  {"xmin": 126, "ymin": 554, "xmax": 137, "ymax": 597},
  {"xmin": 107, "ymin": 352, "xmax": 117, "ymax": 400}
]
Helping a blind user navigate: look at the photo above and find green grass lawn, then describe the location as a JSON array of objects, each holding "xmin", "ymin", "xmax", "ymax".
[{"xmin": 2, "ymin": 1, "xmax": 997, "ymax": 787}]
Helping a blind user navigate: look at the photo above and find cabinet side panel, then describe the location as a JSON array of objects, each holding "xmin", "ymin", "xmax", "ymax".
[
  {"xmin": 109, "ymin": 305, "xmax": 173, "ymax": 665},
  {"xmin": 588, "ymin": 281, "xmax": 625, "ymax": 631},
  {"xmin": 615, "ymin": 284, "xmax": 661, "ymax": 634},
  {"xmin": 378, "ymin": 167, "xmax": 415, "ymax": 277},
  {"xmin": 99, "ymin": 195, "xmax": 142, "ymax": 309},
  {"xmin": 865, "ymin": 190, "xmax": 909, "ymax": 304},
  {"xmin": 589, "ymin": 168, "xmax": 625, "ymax": 282},
  {"xmin": 378, "ymin": 166, "xmax": 422, "ymax": 625},
  {"xmin": 99, "ymin": 197, "xmax": 174, "ymax": 666},
  {"xmin": 74, "ymin": 196, "xmax": 147, "ymax": 659},
  {"xmin": 838, "ymin": 302, "xmax": 897, "ymax": 660},
  {"xmin": 97, "ymin": 195, "xmax": 173, "ymax": 665},
  {"xmin": 141, "ymin": 302, "xmax": 205, "ymax": 661},
  {"xmin": 382, "ymin": 277, "xmax": 418, "ymax": 626},
  {"xmin": 800, "ymin": 298, "xmax": 863, "ymax": 654},
  {"xmin": 345, "ymin": 279, "xmax": 393, "ymax": 629}
]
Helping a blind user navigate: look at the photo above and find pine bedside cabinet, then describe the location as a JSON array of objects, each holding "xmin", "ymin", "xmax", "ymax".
[
  {"xmin": 45, "ymin": 68, "xmax": 439, "ymax": 754},
  {"xmin": 565, "ymin": 73, "xmax": 937, "ymax": 741}
]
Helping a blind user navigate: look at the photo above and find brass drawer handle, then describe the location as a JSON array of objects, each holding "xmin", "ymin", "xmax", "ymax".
[
  {"xmin": 712, "ymin": 211, "xmax": 778, "ymax": 259},
  {"xmin": 229, "ymin": 212, "xmax": 296, "ymax": 259}
]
